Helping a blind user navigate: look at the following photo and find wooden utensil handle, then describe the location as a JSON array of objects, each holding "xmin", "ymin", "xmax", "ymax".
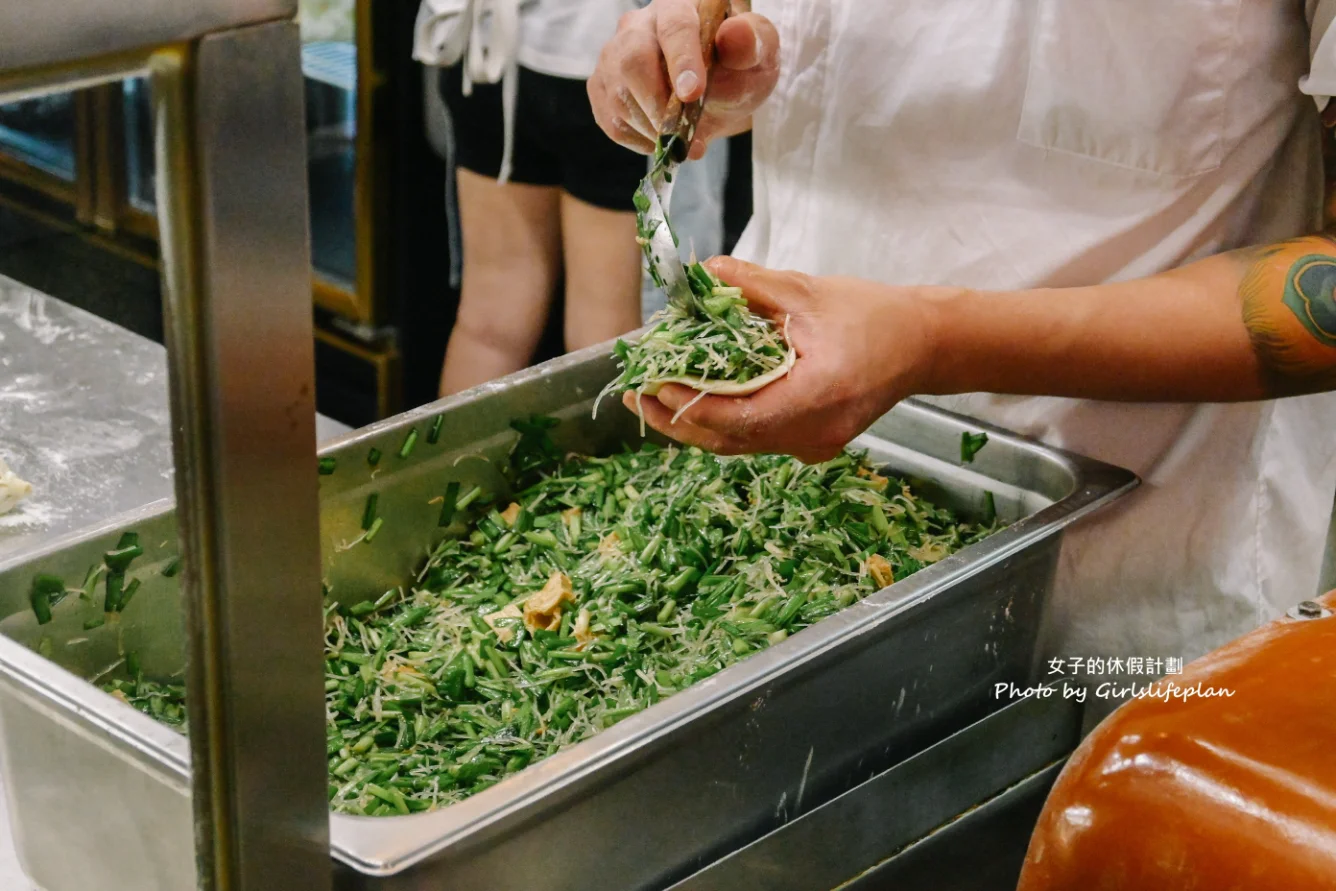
[{"xmin": 661, "ymin": 0, "xmax": 732, "ymax": 137}]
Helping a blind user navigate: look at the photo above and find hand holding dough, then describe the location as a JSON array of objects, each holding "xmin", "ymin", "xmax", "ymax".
[{"xmin": 0, "ymin": 456, "xmax": 32, "ymax": 515}]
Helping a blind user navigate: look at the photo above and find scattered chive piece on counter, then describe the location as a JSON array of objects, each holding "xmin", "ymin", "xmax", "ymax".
[
  {"xmin": 318, "ymin": 456, "xmax": 337, "ymax": 475},
  {"xmin": 162, "ymin": 557, "xmax": 181, "ymax": 578},
  {"xmin": 126, "ymin": 651, "xmax": 142, "ymax": 677},
  {"xmin": 83, "ymin": 616, "xmax": 105, "ymax": 631},
  {"xmin": 427, "ymin": 415, "xmax": 444, "ymax": 444},
  {"xmin": 362, "ymin": 493, "xmax": 380, "ymax": 531},
  {"xmin": 960, "ymin": 431, "xmax": 989, "ymax": 464},
  {"xmin": 368, "ymin": 447, "xmax": 382, "ymax": 467},
  {"xmin": 102, "ymin": 416, "xmax": 1000, "ymax": 816},
  {"xmin": 399, "ymin": 428, "xmax": 419, "ymax": 459}
]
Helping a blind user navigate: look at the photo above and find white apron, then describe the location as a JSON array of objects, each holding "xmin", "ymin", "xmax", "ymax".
[{"xmin": 738, "ymin": 0, "xmax": 1336, "ymax": 716}]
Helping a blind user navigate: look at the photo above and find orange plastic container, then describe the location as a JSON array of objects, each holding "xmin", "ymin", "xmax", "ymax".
[{"xmin": 1018, "ymin": 591, "xmax": 1336, "ymax": 890}]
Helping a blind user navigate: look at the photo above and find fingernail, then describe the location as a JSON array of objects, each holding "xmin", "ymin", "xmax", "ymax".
[
  {"xmin": 675, "ymin": 70, "xmax": 699, "ymax": 99},
  {"xmin": 754, "ymin": 34, "xmax": 765, "ymax": 64}
]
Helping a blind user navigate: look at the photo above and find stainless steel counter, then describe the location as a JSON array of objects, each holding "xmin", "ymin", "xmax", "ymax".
[
  {"xmin": 0, "ymin": 274, "xmax": 350, "ymax": 887},
  {"xmin": 0, "ymin": 275, "xmax": 348, "ymax": 561}
]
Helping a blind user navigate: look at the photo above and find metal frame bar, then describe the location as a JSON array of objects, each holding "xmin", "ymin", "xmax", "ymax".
[
  {"xmin": 0, "ymin": 11, "xmax": 330, "ymax": 891},
  {"xmin": 0, "ymin": 1, "xmax": 296, "ymax": 72},
  {"xmin": 73, "ymin": 87, "xmax": 101, "ymax": 225},
  {"xmin": 1320, "ymin": 487, "xmax": 1336, "ymax": 595},
  {"xmin": 350, "ymin": 0, "xmax": 382, "ymax": 327},
  {"xmin": 0, "ymin": 150, "xmax": 78, "ymax": 207},
  {"xmin": 88, "ymin": 82, "xmax": 131, "ymax": 233}
]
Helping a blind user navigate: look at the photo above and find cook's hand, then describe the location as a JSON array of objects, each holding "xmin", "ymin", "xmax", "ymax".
[
  {"xmin": 588, "ymin": 0, "xmax": 780, "ymax": 157},
  {"xmin": 623, "ymin": 257, "xmax": 947, "ymax": 464}
]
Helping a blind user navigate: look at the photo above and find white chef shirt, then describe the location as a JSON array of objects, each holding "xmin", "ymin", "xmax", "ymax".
[{"xmin": 737, "ymin": 0, "xmax": 1336, "ymax": 717}]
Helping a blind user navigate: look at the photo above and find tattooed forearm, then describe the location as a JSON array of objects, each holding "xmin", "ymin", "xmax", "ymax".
[{"xmin": 1237, "ymin": 236, "xmax": 1336, "ymax": 396}]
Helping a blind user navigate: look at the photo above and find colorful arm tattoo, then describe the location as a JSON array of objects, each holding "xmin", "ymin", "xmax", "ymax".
[
  {"xmin": 1239, "ymin": 239, "xmax": 1336, "ymax": 394},
  {"xmin": 1236, "ymin": 105, "xmax": 1336, "ymax": 396}
]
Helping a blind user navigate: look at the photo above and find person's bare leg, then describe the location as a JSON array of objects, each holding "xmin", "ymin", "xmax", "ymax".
[
  {"xmin": 440, "ymin": 169, "xmax": 562, "ymax": 396},
  {"xmin": 559, "ymin": 192, "xmax": 643, "ymax": 352}
]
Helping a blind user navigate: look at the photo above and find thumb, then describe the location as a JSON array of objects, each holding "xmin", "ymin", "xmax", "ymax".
[
  {"xmin": 704, "ymin": 256, "xmax": 813, "ymax": 318},
  {"xmin": 715, "ymin": 14, "xmax": 778, "ymax": 71}
]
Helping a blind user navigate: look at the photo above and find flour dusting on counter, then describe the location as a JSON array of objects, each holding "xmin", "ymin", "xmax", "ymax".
[{"xmin": 0, "ymin": 278, "xmax": 175, "ymax": 563}]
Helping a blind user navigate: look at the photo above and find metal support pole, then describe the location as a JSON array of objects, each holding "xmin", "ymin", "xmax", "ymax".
[
  {"xmin": 1319, "ymin": 486, "xmax": 1336, "ymax": 595},
  {"xmin": 152, "ymin": 22, "xmax": 332, "ymax": 891}
]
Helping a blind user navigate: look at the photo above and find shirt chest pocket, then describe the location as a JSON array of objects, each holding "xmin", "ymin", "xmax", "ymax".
[{"xmin": 1018, "ymin": 0, "xmax": 1242, "ymax": 178}]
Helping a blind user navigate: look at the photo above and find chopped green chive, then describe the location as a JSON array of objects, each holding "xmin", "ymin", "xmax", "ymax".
[
  {"xmin": 982, "ymin": 490, "xmax": 997, "ymax": 525},
  {"xmin": 455, "ymin": 485, "xmax": 483, "ymax": 512},
  {"xmin": 30, "ymin": 574, "xmax": 63, "ymax": 625},
  {"xmin": 595, "ymin": 262, "xmax": 790, "ymax": 418},
  {"xmin": 120, "ymin": 578, "xmax": 142, "ymax": 610},
  {"xmin": 961, "ymin": 431, "xmax": 989, "ymax": 464},
  {"xmin": 364, "ymin": 516, "xmax": 384, "ymax": 543},
  {"xmin": 399, "ymin": 429, "xmax": 419, "ymax": 459},
  {"xmin": 104, "ymin": 416, "xmax": 999, "ymax": 819},
  {"xmin": 103, "ymin": 572, "xmax": 125, "ymax": 613},
  {"xmin": 438, "ymin": 481, "xmax": 461, "ymax": 528},
  {"xmin": 104, "ymin": 532, "xmax": 143, "ymax": 573}
]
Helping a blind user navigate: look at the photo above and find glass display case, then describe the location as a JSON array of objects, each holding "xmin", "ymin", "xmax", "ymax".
[
  {"xmin": 0, "ymin": 95, "xmax": 76, "ymax": 182},
  {"xmin": 0, "ymin": 0, "xmax": 447, "ymax": 425},
  {"xmin": 116, "ymin": 0, "xmax": 361, "ymax": 302},
  {"xmin": 302, "ymin": 41, "xmax": 358, "ymax": 289},
  {"xmin": 121, "ymin": 79, "xmax": 153, "ymax": 214},
  {"xmin": 0, "ymin": 0, "xmax": 367, "ymax": 319}
]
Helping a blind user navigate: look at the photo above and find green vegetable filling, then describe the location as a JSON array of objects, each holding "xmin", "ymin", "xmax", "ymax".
[
  {"xmin": 597, "ymin": 263, "xmax": 790, "ymax": 424},
  {"xmin": 103, "ymin": 418, "xmax": 998, "ymax": 817}
]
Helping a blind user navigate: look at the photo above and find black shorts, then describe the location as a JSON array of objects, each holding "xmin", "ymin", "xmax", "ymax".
[{"xmin": 439, "ymin": 64, "xmax": 647, "ymax": 212}]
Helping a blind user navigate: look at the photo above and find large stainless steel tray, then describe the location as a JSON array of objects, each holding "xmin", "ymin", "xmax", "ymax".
[{"xmin": 0, "ymin": 345, "xmax": 1136, "ymax": 891}]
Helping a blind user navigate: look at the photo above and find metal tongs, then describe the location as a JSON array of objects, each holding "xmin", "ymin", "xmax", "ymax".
[{"xmin": 636, "ymin": 0, "xmax": 731, "ymax": 312}]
